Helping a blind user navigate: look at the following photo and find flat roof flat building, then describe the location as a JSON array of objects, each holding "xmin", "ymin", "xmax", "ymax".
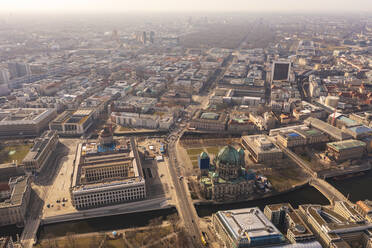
[
  {"xmin": 0, "ymin": 108, "xmax": 56, "ymax": 137},
  {"xmin": 264, "ymin": 203, "xmax": 318, "ymax": 245},
  {"xmin": 49, "ymin": 109, "xmax": 94, "ymax": 136},
  {"xmin": 271, "ymin": 61, "xmax": 291, "ymax": 82},
  {"xmin": 242, "ymin": 135, "xmax": 282, "ymax": 163},
  {"xmin": 22, "ymin": 130, "xmax": 58, "ymax": 173},
  {"xmin": 305, "ymin": 117, "xmax": 352, "ymax": 141},
  {"xmin": 190, "ymin": 110, "xmax": 228, "ymax": 131},
  {"xmin": 326, "ymin": 139, "xmax": 366, "ymax": 162},
  {"xmin": 0, "ymin": 176, "xmax": 31, "ymax": 227},
  {"xmin": 299, "ymin": 204, "xmax": 372, "ymax": 248},
  {"xmin": 70, "ymin": 138, "xmax": 145, "ymax": 209},
  {"xmin": 213, "ymin": 207, "xmax": 286, "ymax": 248}
]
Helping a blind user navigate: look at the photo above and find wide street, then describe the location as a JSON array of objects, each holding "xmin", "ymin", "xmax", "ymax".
[{"xmin": 167, "ymin": 127, "xmax": 203, "ymax": 247}]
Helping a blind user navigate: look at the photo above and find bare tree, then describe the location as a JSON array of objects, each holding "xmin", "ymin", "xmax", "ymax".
[{"xmin": 66, "ymin": 232, "xmax": 76, "ymax": 248}]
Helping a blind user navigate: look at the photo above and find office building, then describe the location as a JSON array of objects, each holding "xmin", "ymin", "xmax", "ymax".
[
  {"xmin": 304, "ymin": 117, "xmax": 352, "ymax": 141},
  {"xmin": 344, "ymin": 125, "xmax": 372, "ymax": 140},
  {"xmin": 349, "ymin": 111, "xmax": 372, "ymax": 127},
  {"xmin": 22, "ymin": 130, "xmax": 59, "ymax": 173},
  {"xmin": 0, "ymin": 177, "xmax": 31, "ymax": 227},
  {"xmin": 265, "ymin": 203, "xmax": 317, "ymax": 244},
  {"xmin": 264, "ymin": 203, "xmax": 293, "ymax": 226},
  {"xmin": 111, "ymin": 112, "xmax": 174, "ymax": 130},
  {"xmin": 271, "ymin": 61, "xmax": 291, "ymax": 83},
  {"xmin": 213, "ymin": 207, "xmax": 286, "ymax": 248},
  {"xmin": 277, "ymin": 132, "xmax": 306, "ymax": 148},
  {"xmin": 227, "ymin": 115, "xmax": 256, "ymax": 133},
  {"xmin": 49, "ymin": 109, "xmax": 94, "ymax": 136},
  {"xmin": 190, "ymin": 110, "xmax": 228, "ymax": 131},
  {"xmin": 356, "ymin": 200, "xmax": 372, "ymax": 223},
  {"xmin": 70, "ymin": 135, "xmax": 145, "ymax": 209},
  {"xmin": 333, "ymin": 201, "xmax": 366, "ymax": 224},
  {"xmin": 326, "ymin": 139, "xmax": 366, "ymax": 162},
  {"xmin": 242, "ymin": 135, "xmax": 283, "ymax": 163},
  {"xmin": 0, "ymin": 108, "xmax": 57, "ymax": 137},
  {"xmin": 299, "ymin": 204, "xmax": 372, "ymax": 248},
  {"xmin": 0, "ymin": 69, "xmax": 10, "ymax": 85},
  {"xmin": 149, "ymin": 31, "xmax": 155, "ymax": 44},
  {"xmin": 7, "ymin": 63, "xmax": 31, "ymax": 79},
  {"xmin": 295, "ymin": 128, "xmax": 329, "ymax": 145}
]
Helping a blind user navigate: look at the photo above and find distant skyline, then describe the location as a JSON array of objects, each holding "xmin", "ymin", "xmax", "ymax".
[{"xmin": 1, "ymin": 0, "xmax": 372, "ymax": 14}]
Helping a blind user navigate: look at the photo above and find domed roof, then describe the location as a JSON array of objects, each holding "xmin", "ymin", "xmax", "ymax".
[
  {"xmin": 216, "ymin": 145, "xmax": 240, "ymax": 166},
  {"xmin": 200, "ymin": 152, "xmax": 209, "ymax": 159}
]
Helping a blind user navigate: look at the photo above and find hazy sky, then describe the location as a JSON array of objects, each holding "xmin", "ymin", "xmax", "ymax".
[{"xmin": 1, "ymin": 0, "xmax": 372, "ymax": 13}]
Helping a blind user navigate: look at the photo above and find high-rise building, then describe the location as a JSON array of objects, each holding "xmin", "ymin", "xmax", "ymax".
[
  {"xmin": 142, "ymin": 31, "xmax": 147, "ymax": 44},
  {"xmin": 271, "ymin": 61, "xmax": 291, "ymax": 83},
  {"xmin": 0, "ymin": 69, "xmax": 10, "ymax": 85},
  {"xmin": 7, "ymin": 62, "xmax": 31, "ymax": 79},
  {"xmin": 149, "ymin": 31, "xmax": 155, "ymax": 44}
]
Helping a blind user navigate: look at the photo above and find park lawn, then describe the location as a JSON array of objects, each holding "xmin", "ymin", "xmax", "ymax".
[
  {"xmin": 206, "ymin": 146, "xmax": 221, "ymax": 156},
  {"xmin": 265, "ymin": 167, "xmax": 308, "ymax": 192},
  {"xmin": 0, "ymin": 144, "xmax": 32, "ymax": 164},
  {"xmin": 186, "ymin": 148, "xmax": 204, "ymax": 156}
]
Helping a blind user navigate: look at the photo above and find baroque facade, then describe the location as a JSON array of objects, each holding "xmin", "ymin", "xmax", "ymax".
[{"xmin": 199, "ymin": 145, "xmax": 254, "ymax": 201}]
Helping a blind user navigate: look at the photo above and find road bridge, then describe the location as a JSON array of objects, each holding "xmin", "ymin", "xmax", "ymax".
[
  {"xmin": 309, "ymin": 178, "xmax": 350, "ymax": 205},
  {"xmin": 272, "ymin": 137, "xmax": 351, "ymax": 206}
]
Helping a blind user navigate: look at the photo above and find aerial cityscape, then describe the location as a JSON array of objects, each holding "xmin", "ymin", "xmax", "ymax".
[{"xmin": 1, "ymin": 1, "xmax": 372, "ymax": 248}]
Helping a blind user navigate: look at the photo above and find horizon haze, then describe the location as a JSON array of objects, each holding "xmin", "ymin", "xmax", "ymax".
[{"xmin": 1, "ymin": 0, "xmax": 372, "ymax": 14}]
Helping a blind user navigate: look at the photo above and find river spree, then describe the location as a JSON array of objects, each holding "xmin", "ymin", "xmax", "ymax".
[
  {"xmin": 38, "ymin": 207, "xmax": 177, "ymax": 239},
  {"xmin": 2, "ymin": 172, "xmax": 372, "ymax": 241},
  {"xmin": 328, "ymin": 170, "xmax": 372, "ymax": 203},
  {"xmin": 195, "ymin": 185, "xmax": 329, "ymax": 217}
]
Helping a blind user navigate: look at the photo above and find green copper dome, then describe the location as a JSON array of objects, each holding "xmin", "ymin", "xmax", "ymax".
[
  {"xmin": 216, "ymin": 145, "xmax": 240, "ymax": 166},
  {"xmin": 200, "ymin": 152, "xmax": 209, "ymax": 159}
]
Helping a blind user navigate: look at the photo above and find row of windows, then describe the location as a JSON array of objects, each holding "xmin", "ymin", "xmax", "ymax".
[
  {"xmin": 85, "ymin": 166, "xmax": 128, "ymax": 174},
  {"xmin": 76, "ymin": 187, "xmax": 144, "ymax": 200},
  {"xmin": 75, "ymin": 192, "xmax": 145, "ymax": 208},
  {"xmin": 76, "ymin": 191, "xmax": 145, "ymax": 203},
  {"xmin": 74, "ymin": 187, "xmax": 145, "ymax": 202},
  {"xmin": 86, "ymin": 171, "xmax": 128, "ymax": 178}
]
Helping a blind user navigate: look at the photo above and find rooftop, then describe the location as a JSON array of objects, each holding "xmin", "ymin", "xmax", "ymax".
[
  {"xmin": 242, "ymin": 135, "xmax": 282, "ymax": 154},
  {"xmin": 0, "ymin": 176, "xmax": 29, "ymax": 209},
  {"xmin": 327, "ymin": 139, "xmax": 366, "ymax": 152},
  {"xmin": 216, "ymin": 207, "xmax": 284, "ymax": 243},
  {"xmin": 23, "ymin": 130, "xmax": 57, "ymax": 163},
  {"xmin": 305, "ymin": 117, "xmax": 352, "ymax": 141},
  {"xmin": 347, "ymin": 125, "xmax": 372, "ymax": 134},
  {"xmin": 71, "ymin": 138, "xmax": 144, "ymax": 192},
  {"xmin": 0, "ymin": 108, "xmax": 55, "ymax": 125}
]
